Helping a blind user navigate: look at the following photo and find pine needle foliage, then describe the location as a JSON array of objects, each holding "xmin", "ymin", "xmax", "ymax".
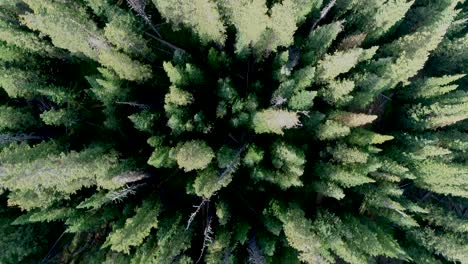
[{"xmin": 0, "ymin": 0, "xmax": 466, "ymax": 263}]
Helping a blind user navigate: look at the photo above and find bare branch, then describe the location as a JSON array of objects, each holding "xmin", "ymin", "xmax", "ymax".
[
  {"xmin": 115, "ymin": 101, "xmax": 151, "ymax": 110},
  {"xmin": 223, "ymin": 246, "xmax": 232, "ymax": 264},
  {"xmin": 310, "ymin": 0, "xmax": 337, "ymax": 33},
  {"xmin": 186, "ymin": 198, "xmax": 209, "ymax": 230},
  {"xmin": 286, "ymin": 47, "xmax": 300, "ymax": 69},
  {"xmin": 0, "ymin": 133, "xmax": 44, "ymax": 144},
  {"xmin": 144, "ymin": 32, "xmax": 187, "ymax": 54},
  {"xmin": 126, "ymin": 0, "xmax": 187, "ymax": 54},
  {"xmin": 106, "ymin": 184, "xmax": 144, "ymax": 203},
  {"xmin": 218, "ymin": 143, "xmax": 248, "ymax": 182},
  {"xmin": 271, "ymin": 96, "xmax": 287, "ymax": 107},
  {"xmin": 248, "ymin": 236, "xmax": 265, "ymax": 264},
  {"xmin": 196, "ymin": 216, "xmax": 213, "ymax": 264},
  {"xmin": 126, "ymin": 0, "xmax": 162, "ymax": 38},
  {"xmin": 40, "ymin": 230, "xmax": 67, "ymax": 264}
]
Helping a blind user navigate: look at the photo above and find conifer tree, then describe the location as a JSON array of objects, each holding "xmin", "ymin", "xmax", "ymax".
[
  {"xmin": 22, "ymin": 0, "xmax": 152, "ymax": 81},
  {"xmin": 301, "ymin": 21, "xmax": 343, "ymax": 65},
  {"xmin": 346, "ymin": 0, "xmax": 415, "ymax": 42},
  {"xmin": 252, "ymin": 109, "xmax": 300, "ymax": 135},
  {"xmin": 402, "ymin": 74, "xmax": 466, "ymax": 99},
  {"xmin": 315, "ymin": 46, "xmax": 377, "ymax": 82},
  {"xmin": 103, "ymin": 197, "xmax": 161, "ymax": 253},
  {"xmin": 350, "ymin": 0, "xmax": 462, "ymax": 108},
  {"xmin": 0, "ymin": 0, "xmax": 466, "ymax": 263},
  {"xmin": 0, "ymin": 3, "xmax": 59, "ymax": 57},
  {"xmin": 104, "ymin": 9, "xmax": 153, "ymax": 58},
  {"xmin": 0, "ymin": 205, "xmax": 51, "ymax": 263},
  {"xmin": 0, "ymin": 141, "xmax": 133, "ymax": 210},
  {"xmin": 152, "ymin": 0, "xmax": 226, "ymax": 45},
  {"xmin": 0, "ymin": 106, "xmax": 36, "ymax": 131}
]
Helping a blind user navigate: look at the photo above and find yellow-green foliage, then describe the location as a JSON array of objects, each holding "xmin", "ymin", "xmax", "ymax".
[
  {"xmin": 153, "ymin": 0, "xmax": 226, "ymax": 45},
  {"xmin": 252, "ymin": 109, "xmax": 300, "ymax": 135},
  {"xmin": 0, "ymin": 0, "xmax": 466, "ymax": 262},
  {"xmin": 175, "ymin": 140, "xmax": 214, "ymax": 171},
  {"xmin": 103, "ymin": 198, "xmax": 161, "ymax": 253}
]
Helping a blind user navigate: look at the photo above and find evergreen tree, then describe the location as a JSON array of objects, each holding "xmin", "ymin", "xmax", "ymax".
[
  {"xmin": 0, "ymin": 141, "xmax": 131, "ymax": 210},
  {"xmin": 103, "ymin": 197, "xmax": 161, "ymax": 253},
  {"xmin": 315, "ymin": 46, "xmax": 377, "ymax": 82},
  {"xmin": 175, "ymin": 140, "xmax": 214, "ymax": 171},
  {"xmin": 346, "ymin": 0, "xmax": 415, "ymax": 42},
  {"xmin": 0, "ymin": 106, "xmax": 36, "ymax": 131},
  {"xmin": 301, "ymin": 21, "xmax": 343, "ymax": 65},
  {"xmin": 0, "ymin": 3, "xmax": 59, "ymax": 57},
  {"xmin": 22, "ymin": 0, "xmax": 152, "ymax": 81},
  {"xmin": 350, "ymin": 0, "xmax": 462, "ymax": 108},
  {"xmin": 152, "ymin": 0, "xmax": 226, "ymax": 45},
  {"xmin": 252, "ymin": 109, "xmax": 300, "ymax": 135},
  {"xmin": 221, "ymin": 0, "xmax": 321, "ymax": 56},
  {"xmin": 402, "ymin": 74, "xmax": 465, "ymax": 99},
  {"xmin": 104, "ymin": 9, "xmax": 153, "ymax": 58},
  {"xmin": 0, "ymin": 0, "xmax": 466, "ymax": 263}
]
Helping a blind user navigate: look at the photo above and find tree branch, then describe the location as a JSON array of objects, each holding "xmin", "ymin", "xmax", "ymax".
[
  {"xmin": 196, "ymin": 216, "xmax": 213, "ymax": 264},
  {"xmin": 186, "ymin": 198, "xmax": 209, "ymax": 230},
  {"xmin": 218, "ymin": 143, "xmax": 248, "ymax": 182},
  {"xmin": 310, "ymin": 0, "xmax": 337, "ymax": 33},
  {"xmin": 144, "ymin": 32, "xmax": 187, "ymax": 54},
  {"xmin": 126, "ymin": 0, "xmax": 162, "ymax": 38}
]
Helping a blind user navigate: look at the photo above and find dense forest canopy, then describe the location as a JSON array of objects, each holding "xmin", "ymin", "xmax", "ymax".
[{"xmin": 0, "ymin": 0, "xmax": 467, "ymax": 263}]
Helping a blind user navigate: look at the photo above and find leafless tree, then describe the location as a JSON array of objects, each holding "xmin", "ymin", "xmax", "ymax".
[
  {"xmin": 186, "ymin": 198, "xmax": 209, "ymax": 230},
  {"xmin": 126, "ymin": 0, "xmax": 187, "ymax": 53},
  {"xmin": 247, "ymin": 236, "xmax": 265, "ymax": 264},
  {"xmin": 196, "ymin": 216, "xmax": 213, "ymax": 264},
  {"xmin": 310, "ymin": 0, "xmax": 337, "ymax": 33},
  {"xmin": 0, "ymin": 133, "xmax": 44, "ymax": 144}
]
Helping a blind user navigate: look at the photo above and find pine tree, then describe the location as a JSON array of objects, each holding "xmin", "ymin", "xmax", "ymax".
[
  {"xmin": 174, "ymin": 140, "xmax": 214, "ymax": 171},
  {"xmin": 422, "ymin": 203, "xmax": 468, "ymax": 233},
  {"xmin": 409, "ymin": 160, "xmax": 467, "ymax": 197},
  {"xmin": 0, "ymin": 65, "xmax": 42, "ymax": 98},
  {"xmin": 152, "ymin": 0, "xmax": 226, "ymax": 45},
  {"xmin": 252, "ymin": 141, "xmax": 306, "ymax": 189},
  {"xmin": 329, "ymin": 111, "xmax": 378, "ymax": 127},
  {"xmin": 147, "ymin": 136, "xmax": 176, "ymax": 168},
  {"xmin": 221, "ymin": 0, "xmax": 320, "ymax": 56},
  {"xmin": 270, "ymin": 203, "xmax": 331, "ymax": 263},
  {"xmin": 104, "ymin": 9, "xmax": 153, "ymax": 58},
  {"xmin": 301, "ymin": 21, "xmax": 343, "ymax": 65},
  {"xmin": 22, "ymin": 0, "xmax": 152, "ymax": 81},
  {"xmin": 405, "ymin": 93, "xmax": 468, "ymax": 130},
  {"xmin": 252, "ymin": 109, "xmax": 300, "ymax": 135},
  {"xmin": 0, "ymin": 141, "xmax": 131, "ymax": 210},
  {"xmin": 132, "ymin": 214, "xmax": 193, "ymax": 264},
  {"xmin": 0, "ymin": 0, "xmax": 466, "ymax": 263},
  {"xmin": 319, "ymin": 79, "xmax": 355, "ymax": 106},
  {"xmin": 218, "ymin": 0, "xmax": 269, "ymax": 55},
  {"xmin": 0, "ymin": 41, "xmax": 28, "ymax": 62},
  {"xmin": 316, "ymin": 120, "xmax": 351, "ymax": 140},
  {"xmin": 402, "ymin": 74, "xmax": 465, "ymax": 99},
  {"xmin": 87, "ymin": 67, "xmax": 129, "ymax": 130},
  {"xmin": 40, "ymin": 108, "xmax": 78, "ymax": 127},
  {"xmin": 192, "ymin": 165, "xmax": 234, "ymax": 198},
  {"xmin": 315, "ymin": 46, "xmax": 377, "ymax": 82},
  {"xmin": 408, "ymin": 228, "xmax": 468, "ymax": 263},
  {"xmin": 0, "ymin": 206, "xmax": 50, "ymax": 263},
  {"xmin": 103, "ymin": 197, "xmax": 161, "ymax": 253},
  {"xmin": 0, "ymin": 3, "xmax": 59, "ymax": 57},
  {"xmin": 0, "ymin": 106, "xmax": 36, "ymax": 131},
  {"xmin": 346, "ymin": 0, "xmax": 415, "ymax": 42},
  {"xmin": 350, "ymin": 0, "xmax": 462, "ymax": 108},
  {"xmin": 129, "ymin": 110, "xmax": 159, "ymax": 133}
]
